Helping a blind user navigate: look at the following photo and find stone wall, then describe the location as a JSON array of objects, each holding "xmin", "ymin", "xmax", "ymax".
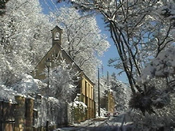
[
  {"xmin": 0, "ymin": 95, "xmax": 58, "ymax": 131},
  {"xmin": 25, "ymin": 98, "xmax": 34, "ymax": 131},
  {"xmin": 0, "ymin": 100, "xmax": 15, "ymax": 131},
  {"xmin": 0, "ymin": 93, "xmax": 75, "ymax": 131},
  {"xmin": 14, "ymin": 95, "xmax": 25, "ymax": 131}
]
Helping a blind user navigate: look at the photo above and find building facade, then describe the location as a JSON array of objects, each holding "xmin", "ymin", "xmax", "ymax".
[
  {"xmin": 79, "ymin": 73, "xmax": 95, "ymax": 120},
  {"xmin": 101, "ymin": 89, "xmax": 115, "ymax": 114},
  {"xmin": 32, "ymin": 26, "xmax": 96, "ymax": 122}
]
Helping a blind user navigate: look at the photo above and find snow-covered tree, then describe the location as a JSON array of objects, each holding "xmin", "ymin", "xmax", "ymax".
[
  {"xmin": 131, "ymin": 46, "xmax": 175, "ymax": 112},
  {"xmin": 126, "ymin": 46, "xmax": 175, "ymax": 130},
  {"xmin": 0, "ymin": 0, "xmax": 53, "ymax": 85},
  {"xmin": 40, "ymin": 0, "xmax": 110, "ymax": 80},
  {"xmin": 139, "ymin": 46, "xmax": 175, "ymax": 83},
  {"xmin": 95, "ymin": 73, "xmax": 130, "ymax": 113},
  {"xmin": 44, "ymin": 60, "xmax": 80, "ymax": 102},
  {"xmin": 57, "ymin": 0, "xmax": 175, "ymax": 116},
  {"xmin": 57, "ymin": 0, "xmax": 175, "ymax": 94},
  {"xmin": 47, "ymin": 6, "xmax": 110, "ymax": 80},
  {"xmin": 110, "ymin": 73, "xmax": 131, "ymax": 112}
]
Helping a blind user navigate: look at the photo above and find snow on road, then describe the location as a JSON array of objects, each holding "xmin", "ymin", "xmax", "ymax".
[{"xmin": 55, "ymin": 114, "xmax": 133, "ymax": 131}]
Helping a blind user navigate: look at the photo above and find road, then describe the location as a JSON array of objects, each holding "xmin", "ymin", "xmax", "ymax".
[
  {"xmin": 75, "ymin": 116, "xmax": 133, "ymax": 131},
  {"xmin": 55, "ymin": 113, "xmax": 175, "ymax": 131},
  {"xmin": 55, "ymin": 114, "xmax": 133, "ymax": 131}
]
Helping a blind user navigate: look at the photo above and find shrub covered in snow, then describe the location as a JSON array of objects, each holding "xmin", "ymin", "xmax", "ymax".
[
  {"xmin": 12, "ymin": 74, "xmax": 46, "ymax": 94},
  {"xmin": 0, "ymin": 84, "xmax": 17, "ymax": 103}
]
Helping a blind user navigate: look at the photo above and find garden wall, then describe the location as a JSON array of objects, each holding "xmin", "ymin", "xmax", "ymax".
[{"xmin": 0, "ymin": 94, "xmax": 71, "ymax": 131}]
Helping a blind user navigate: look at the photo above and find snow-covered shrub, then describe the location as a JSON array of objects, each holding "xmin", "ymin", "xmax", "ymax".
[
  {"xmin": 0, "ymin": 84, "xmax": 16, "ymax": 103},
  {"xmin": 12, "ymin": 74, "xmax": 46, "ymax": 94},
  {"xmin": 71, "ymin": 100, "xmax": 87, "ymax": 123},
  {"xmin": 129, "ymin": 78, "xmax": 172, "ymax": 115}
]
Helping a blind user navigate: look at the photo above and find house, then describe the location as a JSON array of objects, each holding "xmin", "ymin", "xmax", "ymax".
[
  {"xmin": 106, "ymin": 89, "xmax": 115, "ymax": 113},
  {"xmin": 101, "ymin": 89, "xmax": 115, "ymax": 115},
  {"xmin": 32, "ymin": 26, "xmax": 96, "ymax": 123},
  {"xmin": 79, "ymin": 73, "xmax": 96, "ymax": 121}
]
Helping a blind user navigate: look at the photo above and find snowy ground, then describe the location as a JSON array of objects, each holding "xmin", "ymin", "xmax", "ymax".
[{"xmin": 54, "ymin": 113, "xmax": 133, "ymax": 131}]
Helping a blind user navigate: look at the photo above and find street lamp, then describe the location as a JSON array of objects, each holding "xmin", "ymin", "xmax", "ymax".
[
  {"xmin": 76, "ymin": 93, "xmax": 81, "ymax": 101},
  {"xmin": 98, "ymin": 68, "xmax": 100, "ymax": 117},
  {"xmin": 46, "ymin": 58, "xmax": 51, "ymax": 88}
]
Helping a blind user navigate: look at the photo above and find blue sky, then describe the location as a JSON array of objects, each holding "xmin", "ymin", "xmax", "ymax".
[
  {"xmin": 95, "ymin": 15, "xmax": 127, "ymax": 82},
  {"xmin": 39, "ymin": 0, "xmax": 127, "ymax": 83}
]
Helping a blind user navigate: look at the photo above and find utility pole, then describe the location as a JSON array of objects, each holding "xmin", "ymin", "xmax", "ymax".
[
  {"xmin": 107, "ymin": 71, "xmax": 109, "ymax": 88},
  {"xmin": 98, "ymin": 68, "xmax": 100, "ymax": 117},
  {"xmin": 46, "ymin": 58, "xmax": 51, "ymax": 95}
]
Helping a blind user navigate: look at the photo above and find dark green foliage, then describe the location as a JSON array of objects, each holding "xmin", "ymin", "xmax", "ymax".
[
  {"xmin": 161, "ymin": 8, "xmax": 172, "ymax": 18},
  {"xmin": 129, "ymin": 85, "xmax": 171, "ymax": 115},
  {"xmin": 129, "ymin": 91, "xmax": 155, "ymax": 115}
]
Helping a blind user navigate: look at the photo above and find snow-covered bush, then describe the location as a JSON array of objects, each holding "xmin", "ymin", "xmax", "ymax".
[
  {"xmin": 12, "ymin": 74, "xmax": 46, "ymax": 94},
  {"xmin": 0, "ymin": 84, "xmax": 17, "ymax": 103},
  {"xmin": 70, "ymin": 100, "xmax": 87, "ymax": 123}
]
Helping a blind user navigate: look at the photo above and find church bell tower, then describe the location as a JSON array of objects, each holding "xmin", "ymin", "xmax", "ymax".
[{"xmin": 51, "ymin": 26, "xmax": 63, "ymax": 46}]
